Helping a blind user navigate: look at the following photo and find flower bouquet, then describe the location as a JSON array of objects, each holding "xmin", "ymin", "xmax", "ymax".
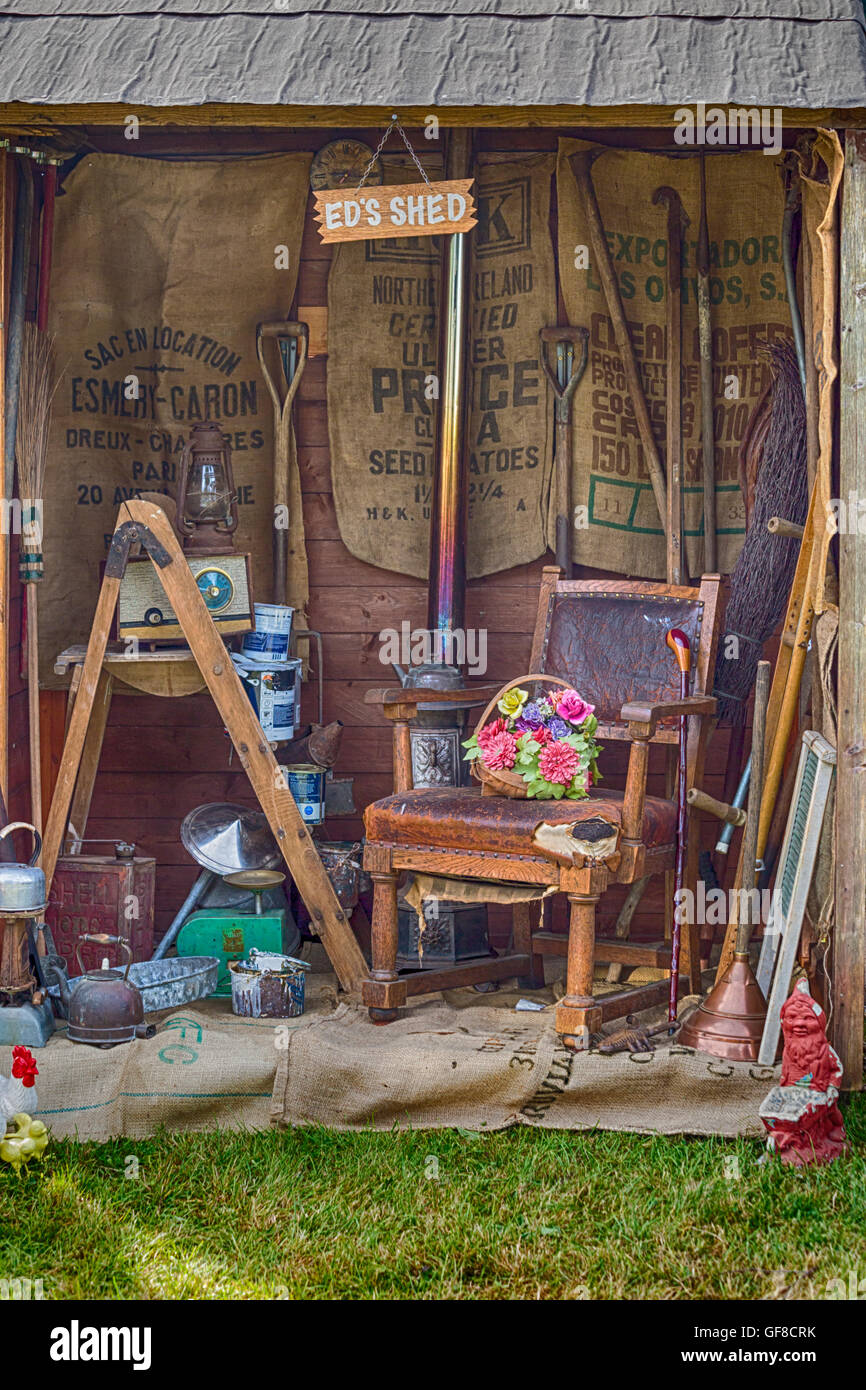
[{"xmin": 463, "ymin": 674, "xmax": 601, "ymax": 800}]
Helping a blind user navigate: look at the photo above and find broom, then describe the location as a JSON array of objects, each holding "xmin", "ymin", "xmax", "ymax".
[
  {"xmin": 15, "ymin": 323, "xmax": 60, "ymax": 837},
  {"xmin": 713, "ymin": 339, "xmax": 808, "ymax": 725}
]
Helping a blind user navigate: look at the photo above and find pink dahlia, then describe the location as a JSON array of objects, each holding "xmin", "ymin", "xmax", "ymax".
[
  {"xmin": 556, "ymin": 689, "xmax": 595, "ymax": 725},
  {"xmin": 538, "ymin": 740, "xmax": 581, "ymax": 786},
  {"xmin": 482, "ymin": 731, "xmax": 518, "ymax": 771},
  {"xmin": 477, "ymin": 717, "xmax": 507, "ymax": 755}
]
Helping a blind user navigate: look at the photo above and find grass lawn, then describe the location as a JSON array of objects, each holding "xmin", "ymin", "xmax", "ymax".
[{"xmin": 1, "ymin": 1098, "xmax": 865, "ymax": 1300}]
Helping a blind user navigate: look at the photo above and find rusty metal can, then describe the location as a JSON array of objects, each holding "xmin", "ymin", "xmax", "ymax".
[{"xmin": 229, "ymin": 951, "xmax": 309, "ymax": 1018}]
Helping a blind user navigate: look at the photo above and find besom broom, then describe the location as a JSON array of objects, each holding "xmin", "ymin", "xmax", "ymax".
[{"xmin": 15, "ymin": 322, "xmax": 60, "ymax": 837}]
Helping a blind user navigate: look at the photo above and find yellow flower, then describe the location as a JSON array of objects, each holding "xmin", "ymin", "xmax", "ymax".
[{"xmin": 497, "ymin": 686, "xmax": 528, "ymax": 719}]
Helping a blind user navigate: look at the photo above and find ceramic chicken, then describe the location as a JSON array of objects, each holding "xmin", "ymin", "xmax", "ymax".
[
  {"xmin": 1, "ymin": 1114, "xmax": 48, "ymax": 1174},
  {"xmin": 0, "ymin": 1046, "xmax": 38, "ymax": 1123}
]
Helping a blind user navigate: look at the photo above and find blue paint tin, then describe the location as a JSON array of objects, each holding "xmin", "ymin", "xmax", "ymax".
[
  {"xmin": 240, "ymin": 603, "xmax": 294, "ymax": 664},
  {"xmin": 279, "ymin": 763, "xmax": 326, "ymax": 825},
  {"xmin": 232, "ymin": 654, "xmax": 301, "ymax": 743}
]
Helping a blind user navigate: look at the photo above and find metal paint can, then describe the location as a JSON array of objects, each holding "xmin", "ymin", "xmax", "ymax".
[
  {"xmin": 233, "ymin": 654, "xmax": 301, "ymax": 743},
  {"xmin": 316, "ymin": 841, "xmax": 362, "ymax": 910},
  {"xmin": 279, "ymin": 763, "xmax": 326, "ymax": 825},
  {"xmin": 240, "ymin": 603, "xmax": 294, "ymax": 664},
  {"xmin": 229, "ymin": 952, "xmax": 308, "ymax": 1018}
]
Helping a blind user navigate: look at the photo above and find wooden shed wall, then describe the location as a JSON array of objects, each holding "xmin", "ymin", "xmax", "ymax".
[{"xmin": 33, "ymin": 126, "xmax": 737, "ymax": 948}]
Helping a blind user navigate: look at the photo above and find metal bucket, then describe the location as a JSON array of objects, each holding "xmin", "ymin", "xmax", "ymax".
[
  {"xmin": 279, "ymin": 763, "xmax": 326, "ymax": 825},
  {"xmin": 316, "ymin": 841, "xmax": 362, "ymax": 911},
  {"xmin": 229, "ymin": 951, "xmax": 308, "ymax": 1018}
]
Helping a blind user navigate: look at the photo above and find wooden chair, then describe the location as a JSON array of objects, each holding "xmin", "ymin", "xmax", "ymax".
[{"xmin": 361, "ymin": 569, "xmax": 721, "ymax": 1047}]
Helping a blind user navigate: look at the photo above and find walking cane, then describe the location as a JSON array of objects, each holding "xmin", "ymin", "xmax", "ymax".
[
  {"xmin": 666, "ymin": 627, "xmax": 691, "ymax": 1024},
  {"xmin": 539, "ymin": 325, "xmax": 588, "ymax": 577}
]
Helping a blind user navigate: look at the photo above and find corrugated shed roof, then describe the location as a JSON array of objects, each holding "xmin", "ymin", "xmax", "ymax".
[{"xmin": 1, "ymin": 1, "xmax": 864, "ymax": 109}]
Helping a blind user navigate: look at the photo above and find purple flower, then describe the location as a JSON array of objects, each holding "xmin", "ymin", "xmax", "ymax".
[
  {"xmin": 517, "ymin": 701, "xmax": 545, "ymax": 730},
  {"xmin": 547, "ymin": 716, "xmax": 571, "ymax": 740}
]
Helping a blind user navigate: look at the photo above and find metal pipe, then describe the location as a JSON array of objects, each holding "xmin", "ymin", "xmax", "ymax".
[
  {"xmin": 151, "ymin": 869, "xmax": 215, "ymax": 960},
  {"xmin": 715, "ymin": 758, "xmax": 751, "ymax": 854},
  {"xmin": 427, "ymin": 130, "xmax": 472, "ymax": 655}
]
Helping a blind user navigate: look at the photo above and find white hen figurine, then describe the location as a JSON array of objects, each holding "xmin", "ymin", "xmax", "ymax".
[{"xmin": 0, "ymin": 1047, "xmax": 38, "ymax": 1123}]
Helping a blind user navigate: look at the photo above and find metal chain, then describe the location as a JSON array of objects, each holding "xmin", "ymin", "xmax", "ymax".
[{"xmin": 354, "ymin": 115, "xmax": 431, "ymax": 193}]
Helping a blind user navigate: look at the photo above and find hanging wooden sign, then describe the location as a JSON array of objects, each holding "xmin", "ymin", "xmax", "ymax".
[{"xmin": 314, "ymin": 178, "xmax": 476, "ymax": 244}]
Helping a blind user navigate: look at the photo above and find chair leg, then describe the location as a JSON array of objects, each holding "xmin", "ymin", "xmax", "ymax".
[
  {"xmin": 513, "ymin": 900, "xmax": 545, "ymax": 989},
  {"xmin": 555, "ymin": 892, "xmax": 602, "ymax": 1051},
  {"xmin": 361, "ymin": 871, "xmax": 407, "ymax": 1023}
]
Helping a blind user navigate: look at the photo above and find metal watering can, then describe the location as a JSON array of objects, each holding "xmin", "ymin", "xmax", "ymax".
[
  {"xmin": 48, "ymin": 934, "xmax": 156, "ymax": 1048},
  {"xmin": 0, "ymin": 822, "xmax": 46, "ymax": 914}
]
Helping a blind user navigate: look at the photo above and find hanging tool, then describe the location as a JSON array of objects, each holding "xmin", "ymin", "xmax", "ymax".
[
  {"xmin": 665, "ymin": 627, "xmax": 691, "ymax": 1024},
  {"xmin": 696, "ymin": 153, "xmax": 717, "ymax": 571},
  {"xmin": 781, "ymin": 153, "xmax": 807, "ymax": 392},
  {"xmin": 569, "ymin": 150, "xmax": 667, "ymax": 538},
  {"xmin": 4, "ymin": 159, "xmax": 34, "ymax": 501},
  {"xmin": 653, "ymin": 186, "xmax": 689, "ymax": 585},
  {"xmin": 540, "ymin": 325, "xmax": 588, "ymax": 577},
  {"xmin": 15, "ymin": 325, "xmax": 60, "ymax": 838},
  {"xmin": 256, "ymin": 320, "xmax": 308, "ymax": 606},
  {"xmin": 680, "ymin": 662, "xmax": 771, "ymax": 1060}
]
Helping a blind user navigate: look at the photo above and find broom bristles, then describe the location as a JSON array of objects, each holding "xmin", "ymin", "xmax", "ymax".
[
  {"xmin": 713, "ymin": 338, "xmax": 809, "ymax": 724},
  {"xmin": 15, "ymin": 321, "xmax": 59, "ymax": 504}
]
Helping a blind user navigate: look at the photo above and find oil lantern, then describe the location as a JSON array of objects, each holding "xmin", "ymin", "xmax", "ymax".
[{"xmin": 176, "ymin": 421, "xmax": 238, "ymax": 555}]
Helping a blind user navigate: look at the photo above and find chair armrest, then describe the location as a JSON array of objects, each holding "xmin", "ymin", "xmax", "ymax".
[
  {"xmin": 365, "ymin": 684, "xmax": 501, "ymax": 719},
  {"xmin": 621, "ymin": 695, "xmax": 717, "ymax": 739}
]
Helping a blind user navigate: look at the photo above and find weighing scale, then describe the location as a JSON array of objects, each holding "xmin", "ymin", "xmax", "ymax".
[{"xmin": 176, "ymin": 870, "xmax": 293, "ymax": 997}]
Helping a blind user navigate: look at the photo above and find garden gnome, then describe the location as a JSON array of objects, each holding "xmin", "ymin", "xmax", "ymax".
[{"xmin": 759, "ymin": 978, "xmax": 848, "ymax": 1166}]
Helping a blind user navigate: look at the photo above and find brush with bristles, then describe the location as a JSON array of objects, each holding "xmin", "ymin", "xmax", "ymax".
[{"xmin": 14, "ymin": 321, "xmax": 60, "ymax": 836}]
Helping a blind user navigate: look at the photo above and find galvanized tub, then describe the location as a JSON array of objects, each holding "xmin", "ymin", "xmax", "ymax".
[
  {"xmin": 48, "ymin": 955, "xmax": 220, "ymax": 1016},
  {"xmin": 229, "ymin": 951, "xmax": 308, "ymax": 1018}
]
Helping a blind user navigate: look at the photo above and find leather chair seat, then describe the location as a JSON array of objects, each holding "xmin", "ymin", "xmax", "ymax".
[{"xmin": 364, "ymin": 786, "xmax": 676, "ymax": 856}]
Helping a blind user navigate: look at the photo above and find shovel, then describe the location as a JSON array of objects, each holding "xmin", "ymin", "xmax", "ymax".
[
  {"xmin": 256, "ymin": 320, "xmax": 309, "ymax": 605},
  {"xmin": 540, "ymin": 325, "xmax": 588, "ymax": 577}
]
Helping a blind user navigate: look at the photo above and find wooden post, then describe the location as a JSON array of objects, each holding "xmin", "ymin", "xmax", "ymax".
[
  {"xmin": 0, "ymin": 149, "xmax": 7, "ymax": 807},
  {"xmin": 834, "ymin": 132, "xmax": 866, "ymax": 1090}
]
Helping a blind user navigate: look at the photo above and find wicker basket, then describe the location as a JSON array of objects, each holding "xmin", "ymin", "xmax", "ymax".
[{"xmin": 470, "ymin": 674, "xmax": 573, "ymax": 799}]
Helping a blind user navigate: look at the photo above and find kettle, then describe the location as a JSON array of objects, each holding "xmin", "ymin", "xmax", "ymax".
[
  {"xmin": 0, "ymin": 823, "xmax": 46, "ymax": 914},
  {"xmin": 48, "ymin": 934, "xmax": 156, "ymax": 1048}
]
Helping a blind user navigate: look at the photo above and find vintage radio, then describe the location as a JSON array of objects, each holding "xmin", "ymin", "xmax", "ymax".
[
  {"xmin": 117, "ymin": 553, "xmax": 253, "ymax": 641},
  {"xmin": 45, "ymin": 844, "xmax": 156, "ymax": 972}
]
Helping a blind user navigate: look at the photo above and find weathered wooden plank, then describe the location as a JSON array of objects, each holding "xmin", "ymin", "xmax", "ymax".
[
  {"xmin": 1, "ymin": 103, "xmax": 860, "ymax": 134},
  {"xmin": 834, "ymin": 132, "xmax": 866, "ymax": 1090}
]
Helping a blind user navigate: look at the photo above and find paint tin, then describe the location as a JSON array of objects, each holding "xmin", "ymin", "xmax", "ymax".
[
  {"xmin": 233, "ymin": 654, "xmax": 301, "ymax": 743},
  {"xmin": 240, "ymin": 603, "xmax": 294, "ymax": 664},
  {"xmin": 279, "ymin": 763, "xmax": 326, "ymax": 825},
  {"xmin": 229, "ymin": 949, "xmax": 309, "ymax": 1018}
]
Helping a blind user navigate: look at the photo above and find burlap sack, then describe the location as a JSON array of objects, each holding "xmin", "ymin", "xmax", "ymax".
[
  {"xmin": 42, "ymin": 151, "xmax": 311, "ymax": 687},
  {"xmin": 270, "ymin": 993, "xmax": 775, "ymax": 1137},
  {"xmin": 557, "ymin": 139, "xmax": 789, "ymax": 578},
  {"xmin": 32, "ymin": 983, "xmax": 337, "ymax": 1140},
  {"xmin": 328, "ymin": 155, "xmax": 555, "ymax": 579}
]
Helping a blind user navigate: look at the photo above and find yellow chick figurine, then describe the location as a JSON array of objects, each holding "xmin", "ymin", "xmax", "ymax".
[{"xmin": 1, "ymin": 1113, "xmax": 49, "ymax": 1176}]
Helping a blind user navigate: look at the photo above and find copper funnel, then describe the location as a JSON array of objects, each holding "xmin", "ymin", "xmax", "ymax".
[{"xmin": 679, "ymin": 954, "xmax": 771, "ymax": 1062}]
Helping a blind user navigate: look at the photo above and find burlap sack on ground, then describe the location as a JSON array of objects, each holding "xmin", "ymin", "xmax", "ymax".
[
  {"xmin": 43, "ymin": 152, "xmax": 311, "ymax": 687},
  {"xmin": 34, "ymin": 983, "xmax": 337, "ymax": 1140},
  {"xmin": 329, "ymin": 155, "xmax": 555, "ymax": 579},
  {"xmin": 271, "ymin": 991, "xmax": 776, "ymax": 1137},
  {"xmin": 557, "ymin": 139, "xmax": 787, "ymax": 579}
]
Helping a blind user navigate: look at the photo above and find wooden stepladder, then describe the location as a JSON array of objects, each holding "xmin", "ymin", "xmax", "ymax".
[{"xmin": 41, "ymin": 499, "xmax": 367, "ymax": 994}]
